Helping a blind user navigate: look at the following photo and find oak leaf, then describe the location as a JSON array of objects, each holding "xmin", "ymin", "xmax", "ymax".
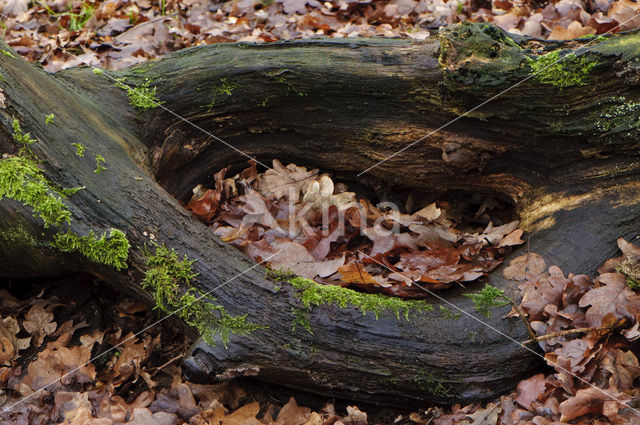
[{"xmin": 579, "ymin": 273, "xmax": 640, "ymax": 327}]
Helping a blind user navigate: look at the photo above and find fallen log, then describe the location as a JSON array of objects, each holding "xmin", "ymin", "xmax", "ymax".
[{"xmin": 1, "ymin": 22, "xmax": 639, "ymax": 405}]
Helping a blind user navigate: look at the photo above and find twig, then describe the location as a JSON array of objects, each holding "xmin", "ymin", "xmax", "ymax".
[
  {"xmin": 522, "ymin": 324, "xmax": 623, "ymax": 345},
  {"xmin": 150, "ymin": 354, "xmax": 183, "ymax": 377},
  {"xmin": 506, "ymin": 297, "xmax": 538, "ymax": 342}
]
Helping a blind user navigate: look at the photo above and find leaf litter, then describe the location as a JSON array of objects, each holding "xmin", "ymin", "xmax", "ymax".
[
  {"xmin": 422, "ymin": 237, "xmax": 640, "ymax": 425},
  {"xmin": 183, "ymin": 164, "xmax": 640, "ymax": 425},
  {"xmin": 0, "ymin": 277, "xmax": 379, "ymax": 425},
  {"xmin": 185, "ymin": 159, "xmax": 525, "ymax": 298},
  {"xmin": 3, "ymin": 201, "xmax": 640, "ymax": 424},
  {"xmin": 2, "ymin": 0, "xmax": 640, "ymax": 72}
]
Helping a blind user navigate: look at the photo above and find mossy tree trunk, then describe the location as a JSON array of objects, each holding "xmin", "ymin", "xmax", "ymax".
[{"xmin": 1, "ymin": 22, "xmax": 640, "ymax": 405}]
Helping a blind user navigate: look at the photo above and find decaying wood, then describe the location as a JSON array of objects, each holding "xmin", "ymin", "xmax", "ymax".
[{"xmin": 1, "ymin": 22, "xmax": 640, "ymax": 405}]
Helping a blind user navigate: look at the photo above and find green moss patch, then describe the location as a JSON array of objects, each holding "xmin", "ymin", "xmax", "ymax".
[
  {"xmin": 529, "ymin": 50, "xmax": 597, "ymax": 88},
  {"xmin": 115, "ymin": 78, "xmax": 162, "ymax": 110},
  {"xmin": 141, "ymin": 244, "xmax": 263, "ymax": 347},
  {"xmin": 267, "ymin": 269, "xmax": 432, "ymax": 321},
  {"xmin": 3, "ymin": 118, "xmax": 127, "ymax": 271},
  {"xmin": 52, "ymin": 228, "xmax": 129, "ymax": 270},
  {"xmin": 0, "ymin": 156, "xmax": 71, "ymax": 228}
]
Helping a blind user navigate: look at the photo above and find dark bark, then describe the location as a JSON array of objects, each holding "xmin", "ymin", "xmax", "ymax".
[{"xmin": 1, "ymin": 22, "xmax": 640, "ymax": 406}]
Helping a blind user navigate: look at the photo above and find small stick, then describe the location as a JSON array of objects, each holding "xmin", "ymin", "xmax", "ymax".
[
  {"xmin": 506, "ymin": 297, "xmax": 538, "ymax": 342},
  {"xmin": 522, "ymin": 324, "xmax": 623, "ymax": 345},
  {"xmin": 150, "ymin": 354, "xmax": 183, "ymax": 376}
]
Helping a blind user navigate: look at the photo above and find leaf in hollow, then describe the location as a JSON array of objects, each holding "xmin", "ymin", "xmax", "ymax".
[
  {"xmin": 240, "ymin": 190, "xmax": 278, "ymax": 228},
  {"xmin": 342, "ymin": 405, "xmax": 368, "ymax": 425},
  {"xmin": 515, "ymin": 373, "xmax": 549, "ymax": 410},
  {"xmin": 457, "ymin": 402, "xmax": 501, "ymax": 425},
  {"xmin": 49, "ymin": 320, "xmax": 90, "ymax": 350},
  {"xmin": 502, "ymin": 253, "xmax": 546, "ymax": 281},
  {"xmin": 22, "ymin": 343, "xmax": 96, "ymax": 393},
  {"xmin": 338, "ymin": 262, "xmax": 379, "ymax": 285},
  {"xmin": 112, "ymin": 333, "xmax": 158, "ymax": 387},
  {"xmin": 421, "ymin": 264, "xmax": 485, "ymax": 283},
  {"xmin": 412, "ymin": 202, "xmax": 441, "ymax": 222},
  {"xmin": 395, "ymin": 249, "xmax": 461, "ymax": 274},
  {"xmin": 1, "ymin": 0, "xmax": 29, "ymax": 17},
  {"xmin": 186, "ymin": 188, "xmax": 221, "ymax": 223},
  {"xmin": 257, "ymin": 160, "xmax": 318, "ymax": 202},
  {"xmin": 124, "ymin": 407, "xmax": 180, "ymax": 425},
  {"xmin": 302, "ymin": 175, "xmax": 357, "ymax": 211},
  {"xmin": 578, "ymin": 272, "xmax": 640, "ymax": 327},
  {"xmin": 497, "ymin": 228, "xmax": 524, "ymax": 248},
  {"xmin": 214, "ymin": 401, "xmax": 262, "ymax": 425},
  {"xmin": 292, "ymin": 256, "xmax": 346, "ymax": 279},
  {"xmin": 361, "ymin": 226, "xmax": 419, "ymax": 256},
  {"xmin": 54, "ymin": 391, "xmax": 92, "ymax": 424},
  {"xmin": 265, "ymin": 241, "xmax": 344, "ymax": 279},
  {"xmin": 408, "ymin": 223, "xmax": 459, "ymax": 247},
  {"xmin": 480, "ymin": 221, "xmax": 520, "ymax": 246},
  {"xmin": 617, "ymin": 238, "xmax": 640, "ymax": 262},
  {"xmin": 384, "ymin": 210, "xmax": 420, "ymax": 228},
  {"xmin": 239, "ymin": 159, "xmax": 258, "ymax": 184},
  {"xmin": 562, "ymin": 274, "xmax": 593, "ymax": 307},
  {"xmin": 302, "ymin": 208, "xmax": 342, "ymax": 260}
]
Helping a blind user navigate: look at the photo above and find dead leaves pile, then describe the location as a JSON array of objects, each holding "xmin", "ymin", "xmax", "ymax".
[
  {"xmin": 186, "ymin": 160, "xmax": 524, "ymax": 298},
  {"xmin": 427, "ymin": 238, "xmax": 640, "ymax": 425},
  {"xmin": 0, "ymin": 283, "xmax": 374, "ymax": 425},
  {"xmin": 2, "ymin": 0, "xmax": 639, "ymax": 72}
]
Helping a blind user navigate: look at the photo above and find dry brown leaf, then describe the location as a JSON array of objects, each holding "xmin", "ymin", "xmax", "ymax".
[
  {"xmin": 124, "ymin": 407, "xmax": 179, "ymax": 425},
  {"xmin": 558, "ymin": 386, "xmax": 628, "ymax": 422},
  {"xmin": 54, "ymin": 391, "xmax": 93, "ymax": 424},
  {"xmin": 341, "ymin": 405, "xmax": 368, "ymax": 425},
  {"xmin": 22, "ymin": 343, "xmax": 96, "ymax": 393},
  {"xmin": 22, "ymin": 301, "xmax": 57, "ymax": 347},
  {"xmin": 503, "ymin": 253, "xmax": 546, "ymax": 281},
  {"xmin": 548, "ymin": 21, "xmax": 596, "ymax": 39},
  {"xmin": 497, "ymin": 228, "xmax": 524, "ymax": 248},
  {"xmin": 0, "ymin": 316, "xmax": 30, "ymax": 365},
  {"xmin": 412, "ymin": 202, "xmax": 441, "ymax": 222},
  {"xmin": 579, "ymin": 272, "xmax": 640, "ymax": 327},
  {"xmin": 266, "ymin": 397, "xmax": 311, "ymax": 425},
  {"xmin": 219, "ymin": 401, "xmax": 262, "ymax": 425},
  {"xmin": 1, "ymin": 0, "xmax": 29, "ymax": 16},
  {"xmin": 112, "ymin": 333, "xmax": 158, "ymax": 386},
  {"xmin": 258, "ymin": 160, "xmax": 318, "ymax": 202},
  {"xmin": 338, "ymin": 262, "xmax": 379, "ymax": 285},
  {"xmin": 515, "ymin": 373, "xmax": 549, "ymax": 410},
  {"xmin": 520, "ymin": 266, "xmax": 569, "ymax": 320}
]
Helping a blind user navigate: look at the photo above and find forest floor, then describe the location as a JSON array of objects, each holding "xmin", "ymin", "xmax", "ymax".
[
  {"xmin": 0, "ymin": 274, "xmax": 420, "ymax": 424},
  {"xmin": 3, "ymin": 0, "xmax": 640, "ymax": 424},
  {"xmin": 2, "ymin": 165, "xmax": 640, "ymax": 424},
  {"xmin": 0, "ymin": 0, "xmax": 639, "ymax": 71}
]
